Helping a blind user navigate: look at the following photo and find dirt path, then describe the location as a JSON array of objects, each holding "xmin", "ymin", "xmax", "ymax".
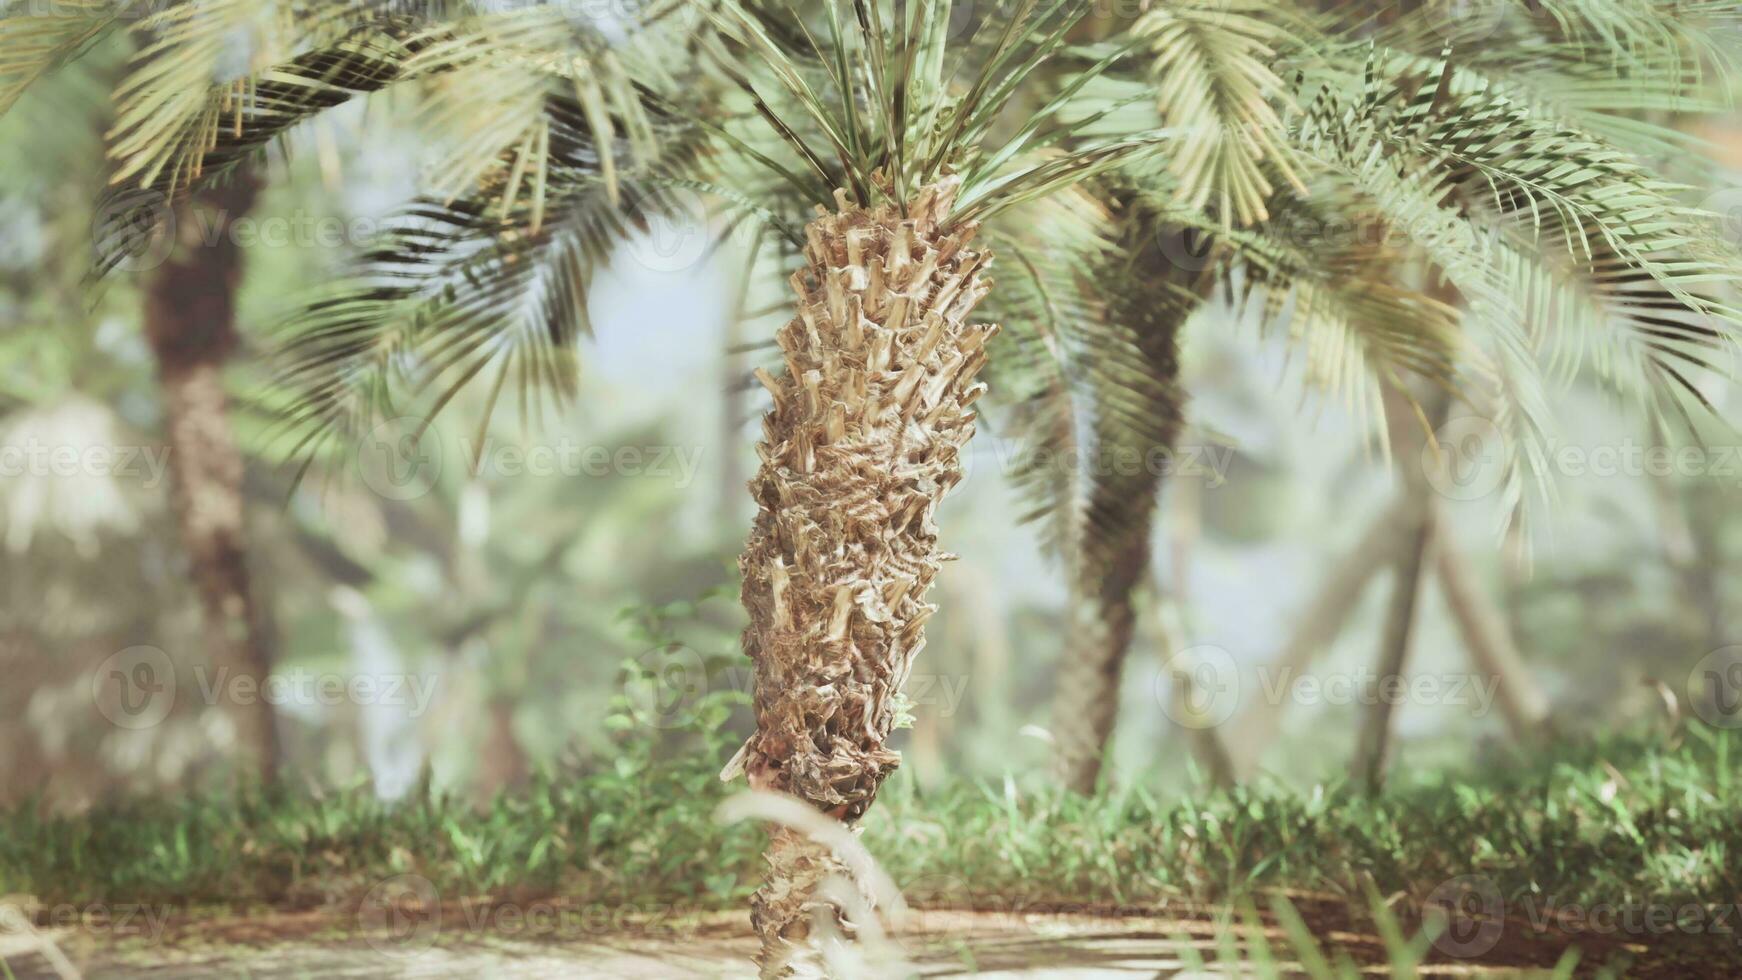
[{"xmin": 1, "ymin": 900, "xmax": 1730, "ymax": 978}]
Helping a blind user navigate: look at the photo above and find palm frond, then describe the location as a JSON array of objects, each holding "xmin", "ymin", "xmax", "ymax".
[
  {"xmin": 1160, "ymin": 192, "xmax": 1466, "ymax": 459},
  {"xmin": 1122, "ymin": 0, "xmax": 1315, "ymax": 227},
  {"xmin": 401, "ymin": 5, "xmax": 657, "ymax": 216},
  {"xmin": 1362, "ymin": 0, "xmax": 1739, "ymax": 154},
  {"xmin": 1287, "ymin": 47, "xmax": 1742, "ymax": 508},
  {"xmin": 0, "ymin": 0, "xmax": 131, "ymax": 116},
  {"xmin": 94, "ymin": 5, "xmax": 430, "ymax": 274},
  {"xmin": 1074, "ymin": 221, "xmax": 1202, "ymax": 571},
  {"xmin": 271, "ymin": 97, "xmax": 707, "ymax": 471},
  {"xmin": 979, "ymin": 189, "xmax": 1112, "ymax": 560},
  {"xmin": 697, "ymin": 0, "xmax": 1160, "ymax": 220},
  {"xmin": 95, "ymin": 2, "xmax": 660, "ymax": 275}
]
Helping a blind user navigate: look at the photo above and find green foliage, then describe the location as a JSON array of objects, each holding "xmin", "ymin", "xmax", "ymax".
[
  {"xmin": 3, "ymin": 725, "xmax": 1737, "ymax": 942},
  {"xmin": 7, "ymin": 0, "xmax": 1740, "ymax": 527}
]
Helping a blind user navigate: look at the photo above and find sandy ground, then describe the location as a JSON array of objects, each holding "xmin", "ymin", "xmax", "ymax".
[{"xmin": 1, "ymin": 899, "xmax": 1733, "ymax": 978}]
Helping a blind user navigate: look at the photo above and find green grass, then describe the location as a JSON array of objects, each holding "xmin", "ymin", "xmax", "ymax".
[{"xmin": 1, "ymin": 724, "xmax": 1736, "ymax": 924}]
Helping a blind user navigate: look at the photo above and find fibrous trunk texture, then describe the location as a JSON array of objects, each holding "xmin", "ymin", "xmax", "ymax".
[
  {"xmin": 144, "ymin": 176, "xmax": 281, "ymax": 784},
  {"xmin": 736, "ymin": 179, "xmax": 996, "ymax": 977},
  {"xmin": 1049, "ymin": 520, "xmax": 1151, "ymax": 795}
]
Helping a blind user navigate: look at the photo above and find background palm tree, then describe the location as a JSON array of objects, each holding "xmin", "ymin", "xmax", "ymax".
[
  {"xmin": 1030, "ymin": 0, "xmax": 1742, "ymax": 794},
  {"xmin": 12, "ymin": 0, "xmax": 1742, "ymax": 975},
  {"xmin": 3, "ymin": 14, "xmax": 296, "ymax": 780},
  {"xmin": 1044, "ymin": 213, "xmax": 1203, "ymax": 794},
  {"xmin": 139, "ymin": 172, "xmax": 284, "ymax": 783}
]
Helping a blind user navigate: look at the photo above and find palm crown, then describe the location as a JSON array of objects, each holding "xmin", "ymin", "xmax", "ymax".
[
  {"xmin": 8, "ymin": 0, "xmax": 1742, "ymax": 974},
  {"xmin": 10, "ymin": 1, "xmax": 1733, "ymax": 492}
]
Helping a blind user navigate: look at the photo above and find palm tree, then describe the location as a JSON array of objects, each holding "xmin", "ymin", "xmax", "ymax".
[
  {"xmin": 3, "ymin": 16, "xmax": 294, "ymax": 779},
  {"xmin": 139, "ymin": 172, "xmax": 285, "ymax": 783},
  {"xmin": 1035, "ymin": 0, "xmax": 1742, "ymax": 794},
  {"xmin": 1045, "ymin": 214, "xmax": 1202, "ymax": 794},
  {"xmin": 14, "ymin": 0, "xmax": 1742, "ymax": 974}
]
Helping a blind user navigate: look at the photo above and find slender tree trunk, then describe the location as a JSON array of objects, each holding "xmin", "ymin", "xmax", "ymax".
[
  {"xmin": 1350, "ymin": 496, "xmax": 1435, "ymax": 791},
  {"xmin": 142, "ymin": 175, "xmax": 280, "ymax": 784},
  {"xmin": 1647, "ymin": 436, "xmax": 1726, "ymax": 653},
  {"xmin": 734, "ymin": 180, "xmax": 997, "ymax": 977},
  {"xmin": 1148, "ymin": 602, "xmax": 1237, "ymax": 789},
  {"xmin": 1350, "ymin": 388, "xmax": 1450, "ymax": 792},
  {"xmin": 477, "ymin": 697, "xmax": 528, "ymax": 799},
  {"xmin": 1155, "ymin": 461, "xmax": 1236, "ymax": 788}
]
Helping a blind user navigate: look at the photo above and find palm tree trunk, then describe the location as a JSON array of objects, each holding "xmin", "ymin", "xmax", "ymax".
[
  {"xmin": 1050, "ymin": 528, "xmax": 1152, "ymax": 794},
  {"xmin": 735, "ymin": 180, "xmax": 996, "ymax": 977},
  {"xmin": 142, "ymin": 175, "xmax": 280, "ymax": 784}
]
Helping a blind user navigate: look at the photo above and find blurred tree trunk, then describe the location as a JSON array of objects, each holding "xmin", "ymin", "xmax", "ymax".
[
  {"xmin": 1646, "ymin": 420, "xmax": 1726, "ymax": 653},
  {"xmin": 1350, "ymin": 494, "xmax": 1435, "ymax": 791},
  {"xmin": 1050, "ymin": 527, "xmax": 1154, "ymax": 794},
  {"xmin": 1350, "ymin": 387, "xmax": 1450, "ymax": 792},
  {"xmin": 1151, "ymin": 602, "xmax": 1237, "ymax": 789},
  {"xmin": 731, "ymin": 181, "xmax": 996, "ymax": 977},
  {"xmin": 142, "ymin": 174, "xmax": 281, "ymax": 784},
  {"xmin": 1434, "ymin": 524, "xmax": 1551, "ymax": 738},
  {"xmin": 478, "ymin": 698, "xmax": 528, "ymax": 798},
  {"xmin": 1235, "ymin": 495, "xmax": 1554, "ymax": 776}
]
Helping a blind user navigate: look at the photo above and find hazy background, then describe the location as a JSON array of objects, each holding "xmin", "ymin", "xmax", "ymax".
[{"xmin": 3, "ymin": 62, "xmax": 1740, "ymax": 810}]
